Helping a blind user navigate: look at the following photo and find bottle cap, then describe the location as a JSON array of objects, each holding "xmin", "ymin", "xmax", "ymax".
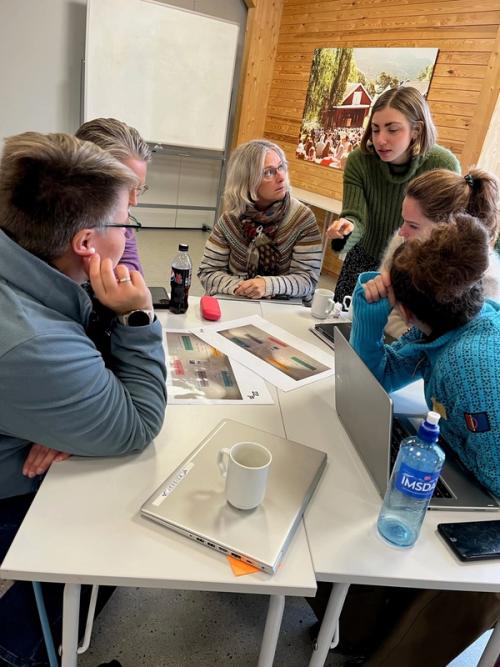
[
  {"xmin": 426, "ymin": 411, "xmax": 441, "ymax": 426},
  {"xmin": 418, "ymin": 411, "xmax": 441, "ymax": 443},
  {"xmin": 178, "ymin": 243, "xmax": 189, "ymax": 251}
]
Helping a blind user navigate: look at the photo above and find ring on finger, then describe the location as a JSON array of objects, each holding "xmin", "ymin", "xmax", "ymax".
[{"xmin": 118, "ymin": 277, "xmax": 132, "ymax": 283}]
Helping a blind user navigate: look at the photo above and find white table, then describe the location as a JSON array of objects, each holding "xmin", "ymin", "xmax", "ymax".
[
  {"xmin": 260, "ymin": 301, "xmax": 500, "ymax": 667},
  {"xmin": 3, "ymin": 298, "xmax": 499, "ymax": 667},
  {"xmin": 0, "ymin": 297, "xmax": 317, "ymax": 667}
]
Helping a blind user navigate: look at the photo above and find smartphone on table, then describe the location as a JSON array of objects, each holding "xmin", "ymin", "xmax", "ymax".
[
  {"xmin": 149, "ymin": 286, "xmax": 170, "ymax": 309},
  {"xmin": 437, "ymin": 520, "xmax": 500, "ymax": 562}
]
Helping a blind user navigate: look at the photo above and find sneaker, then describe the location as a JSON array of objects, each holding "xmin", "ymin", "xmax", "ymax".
[
  {"xmin": 309, "ymin": 621, "xmax": 370, "ymax": 658},
  {"xmin": 309, "ymin": 621, "xmax": 337, "ymax": 651}
]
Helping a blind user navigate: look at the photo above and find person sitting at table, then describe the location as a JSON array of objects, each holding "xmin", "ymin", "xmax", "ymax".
[
  {"xmin": 346, "ymin": 215, "xmax": 500, "ymax": 666},
  {"xmin": 197, "ymin": 139, "xmax": 322, "ymax": 304},
  {"xmin": 0, "ymin": 131, "xmax": 167, "ymax": 667},
  {"xmin": 76, "ymin": 117, "xmax": 152, "ymax": 275},
  {"xmin": 380, "ymin": 167, "xmax": 500, "ymax": 338}
]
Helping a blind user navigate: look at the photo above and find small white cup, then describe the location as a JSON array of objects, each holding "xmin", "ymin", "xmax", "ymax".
[
  {"xmin": 217, "ymin": 441, "xmax": 272, "ymax": 510},
  {"xmin": 311, "ymin": 288, "xmax": 335, "ymax": 319}
]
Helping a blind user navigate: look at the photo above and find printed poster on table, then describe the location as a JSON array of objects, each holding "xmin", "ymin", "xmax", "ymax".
[
  {"xmin": 193, "ymin": 315, "xmax": 334, "ymax": 392},
  {"xmin": 165, "ymin": 330, "xmax": 273, "ymax": 404}
]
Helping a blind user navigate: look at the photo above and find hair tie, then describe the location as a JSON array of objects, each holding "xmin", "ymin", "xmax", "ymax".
[{"xmin": 464, "ymin": 174, "xmax": 474, "ymax": 188}]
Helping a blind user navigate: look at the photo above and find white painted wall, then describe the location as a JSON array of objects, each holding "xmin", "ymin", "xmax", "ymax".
[
  {"xmin": 0, "ymin": 0, "xmax": 86, "ymax": 138},
  {"xmin": 0, "ymin": 0, "xmax": 245, "ymax": 229}
]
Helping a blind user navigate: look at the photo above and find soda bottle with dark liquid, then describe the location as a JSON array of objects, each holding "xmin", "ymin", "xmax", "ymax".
[{"xmin": 169, "ymin": 243, "xmax": 192, "ymax": 314}]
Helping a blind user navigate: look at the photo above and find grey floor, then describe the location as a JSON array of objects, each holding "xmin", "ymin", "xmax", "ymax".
[{"xmin": 77, "ymin": 227, "xmax": 491, "ymax": 667}]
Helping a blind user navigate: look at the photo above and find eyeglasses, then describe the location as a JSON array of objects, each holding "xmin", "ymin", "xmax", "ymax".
[
  {"xmin": 135, "ymin": 184, "xmax": 149, "ymax": 196},
  {"xmin": 262, "ymin": 163, "xmax": 288, "ymax": 181},
  {"xmin": 101, "ymin": 214, "xmax": 142, "ymax": 232}
]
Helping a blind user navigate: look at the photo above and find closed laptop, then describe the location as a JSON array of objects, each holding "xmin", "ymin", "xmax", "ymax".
[{"xmin": 141, "ymin": 419, "xmax": 327, "ymax": 573}]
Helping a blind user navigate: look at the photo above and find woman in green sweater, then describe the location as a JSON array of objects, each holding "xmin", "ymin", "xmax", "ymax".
[{"xmin": 327, "ymin": 86, "xmax": 460, "ymax": 302}]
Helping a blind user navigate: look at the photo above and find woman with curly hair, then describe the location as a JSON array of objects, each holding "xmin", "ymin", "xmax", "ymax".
[{"xmin": 344, "ymin": 215, "xmax": 500, "ymax": 667}]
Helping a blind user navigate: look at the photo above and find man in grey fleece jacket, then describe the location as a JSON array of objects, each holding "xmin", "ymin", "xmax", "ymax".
[{"xmin": 0, "ymin": 132, "xmax": 167, "ymax": 666}]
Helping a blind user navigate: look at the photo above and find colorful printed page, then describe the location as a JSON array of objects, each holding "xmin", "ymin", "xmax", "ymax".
[
  {"xmin": 193, "ymin": 315, "xmax": 334, "ymax": 392},
  {"xmin": 165, "ymin": 330, "xmax": 274, "ymax": 404}
]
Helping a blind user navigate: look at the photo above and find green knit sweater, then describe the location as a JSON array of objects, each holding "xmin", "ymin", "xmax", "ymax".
[{"xmin": 341, "ymin": 145, "xmax": 461, "ymax": 260}]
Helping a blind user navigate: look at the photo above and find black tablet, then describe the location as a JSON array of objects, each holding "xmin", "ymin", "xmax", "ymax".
[
  {"xmin": 437, "ymin": 520, "xmax": 500, "ymax": 562},
  {"xmin": 310, "ymin": 322, "xmax": 352, "ymax": 350},
  {"xmin": 149, "ymin": 286, "xmax": 170, "ymax": 309}
]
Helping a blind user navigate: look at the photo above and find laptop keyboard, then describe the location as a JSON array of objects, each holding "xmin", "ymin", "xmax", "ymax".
[{"xmin": 390, "ymin": 419, "xmax": 452, "ymax": 499}]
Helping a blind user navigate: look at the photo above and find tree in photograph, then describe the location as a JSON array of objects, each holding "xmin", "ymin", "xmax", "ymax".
[
  {"xmin": 352, "ymin": 66, "xmax": 375, "ymax": 96},
  {"xmin": 302, "ymin": 49, "xmax": 338, "ymax": 124},
  {"xmin": 418, "ymin": 63, "xmax": 434, "ymax": 81},
  {"xmin": 326, "ymin": 48, "xmax": 354, "ymax": 108},
  {"xmin": 375, "ymin": 71, "xmax": 400, "ymax": 92}
]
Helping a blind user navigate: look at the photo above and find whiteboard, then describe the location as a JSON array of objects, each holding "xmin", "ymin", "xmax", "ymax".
[{"xmin": 84, "ymin": 0, "xmax": 239, "ymax": 151}]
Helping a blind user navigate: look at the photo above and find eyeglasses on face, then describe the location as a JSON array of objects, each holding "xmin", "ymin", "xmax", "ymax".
[
  {"xmin": 135, "ymin": 184, "xmax": 149, "ymax": 196},
  {"xmin": 262, "ymin": 163, "xmax": 288, "ymax": 181},
  {"xmin": 101, "ymin": 214, "xmax": 142, "ymax": 232}
]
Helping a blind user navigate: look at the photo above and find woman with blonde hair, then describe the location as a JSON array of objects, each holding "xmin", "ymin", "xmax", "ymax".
[
  {"xmin": 326, "ymin": 86, "xmax": 460, "ymax": 303},
  {"xmin": 198, "ymin": 139, "xmax": 322, "ymax": 303},
  {"xmin": 76, "ymin": 117, "xmax": 152, "ymax": 275}
]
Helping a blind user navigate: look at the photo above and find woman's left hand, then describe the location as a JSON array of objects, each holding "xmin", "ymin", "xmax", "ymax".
[{"xmin": 234, "ymin": 278, "xmax": 267, "ymax": 299}]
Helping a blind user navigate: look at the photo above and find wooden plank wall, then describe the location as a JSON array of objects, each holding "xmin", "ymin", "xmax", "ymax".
[
  {"xmin": 233, "ymin": 0, "xmax": 285, "ymax": 146},
  {"xmin": 265, "ymin": 0, "xmax": 500, "ymax": 197},
  {"xmin": 235, "ymin": 0, "xmax": 500, "ymax": 276}
]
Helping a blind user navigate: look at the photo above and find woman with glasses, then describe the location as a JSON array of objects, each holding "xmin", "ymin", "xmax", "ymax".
[
  {"xmin": 76, "ymin": 117, "xmax": 151, "ymax": 275},
  {"xmin": 198, "ymin": 139, "xmax": 322, "ymax": 303}
]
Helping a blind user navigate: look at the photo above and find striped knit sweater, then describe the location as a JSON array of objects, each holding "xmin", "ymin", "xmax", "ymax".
[
  {"xmin": 341, "ymin": 145, "xmax": 460, "ymax": 260},
  {"xmin": 197, "ymin": 197, "xmax": 322, "ymax": 304}
]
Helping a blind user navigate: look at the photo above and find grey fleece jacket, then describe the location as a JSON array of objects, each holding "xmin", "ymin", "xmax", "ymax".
[{"xmin": 0, "ymin": 230, "xmax": 167, "ymax": 499}]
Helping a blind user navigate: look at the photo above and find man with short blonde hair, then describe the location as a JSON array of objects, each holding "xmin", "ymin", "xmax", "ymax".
[{"xmin": 0, "ymin": 131, "xmax": 166, "ymax": 666}]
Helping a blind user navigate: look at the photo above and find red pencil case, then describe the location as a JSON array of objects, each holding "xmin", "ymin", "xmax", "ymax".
[{"xmin": 200, "ymin": 295, "xmax": 221, "ymax": 321}]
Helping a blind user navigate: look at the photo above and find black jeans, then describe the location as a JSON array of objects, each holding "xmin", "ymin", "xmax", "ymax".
[{"xmin": 0, "ymin": 493, "xmax": 114, "ymax": 667}]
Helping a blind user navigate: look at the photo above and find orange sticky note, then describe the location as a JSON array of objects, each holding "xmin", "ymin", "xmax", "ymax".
[{"xmin": 227, "ymin": 555, "xmax": 260, "ymax": 576}]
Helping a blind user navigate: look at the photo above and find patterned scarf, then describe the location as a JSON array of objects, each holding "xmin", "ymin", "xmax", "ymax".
[{"xmin": 240, "ymin": 193, "xmax": 290, "ymax": 277}]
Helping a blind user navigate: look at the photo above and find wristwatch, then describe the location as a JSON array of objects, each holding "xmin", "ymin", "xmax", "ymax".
[{"xmin": 117, "ymin": 309, "xmax": 155, "ymax": 326}]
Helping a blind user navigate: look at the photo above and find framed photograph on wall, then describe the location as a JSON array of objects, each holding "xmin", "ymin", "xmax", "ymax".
[{"xmin": 296, "ymin": 47, "xmax": 439, "ymax": 170}]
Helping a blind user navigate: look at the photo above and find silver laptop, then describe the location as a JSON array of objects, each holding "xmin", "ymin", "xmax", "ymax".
[
  {"xmin": 334, "ymin": 325, "xmax": 499, "ymax": 511},
  {"xmin": 141, "ymin": 419, "xmax": 327, "ymax": 573}
]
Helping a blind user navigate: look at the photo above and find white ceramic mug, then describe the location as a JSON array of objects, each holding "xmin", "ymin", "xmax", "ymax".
[
  {"xmin": 311, "ymin": 288, "xmax": 335, "ymax": 319},
  {"xmin": 217, "ymin": 441, "xmax": 272, "ymax": 510}
]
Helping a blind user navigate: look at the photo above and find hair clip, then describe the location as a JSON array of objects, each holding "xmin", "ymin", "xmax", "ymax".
[{"xmin": 464, "ymin": 174, "xmax": 474, "ymax": 187}]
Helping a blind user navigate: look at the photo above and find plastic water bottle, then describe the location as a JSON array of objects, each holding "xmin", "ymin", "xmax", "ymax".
[
  {"xmin": 169, "ymin": 243, "xmax": 192, "ymax": 314},
  {"xmin": 377, "ymin": 411, "xmax": 445, "ymax": 548}
]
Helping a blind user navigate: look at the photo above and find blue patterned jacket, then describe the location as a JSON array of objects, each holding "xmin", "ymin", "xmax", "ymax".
[{"xmin": 350, "ymin": 271, "xmax": 500, "ymax": 497}]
